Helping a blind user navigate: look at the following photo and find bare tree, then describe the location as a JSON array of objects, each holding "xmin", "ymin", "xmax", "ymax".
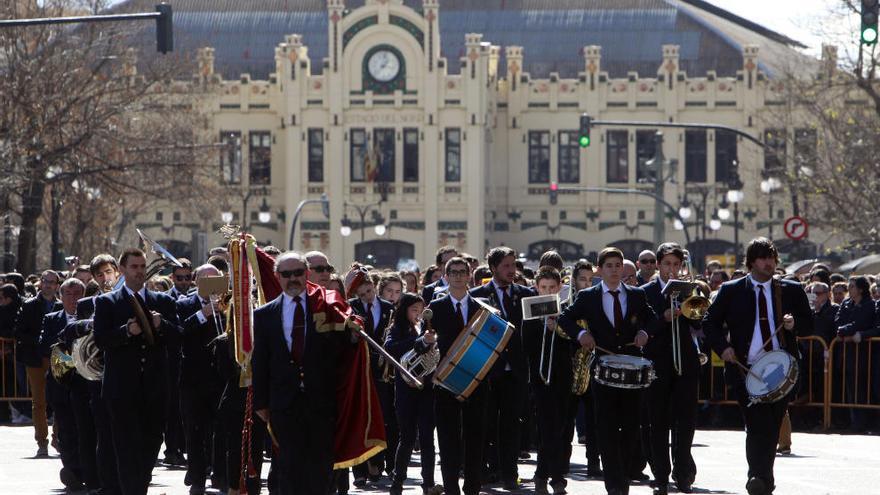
[{"xmin": 0, "ymin": 0, "xmax": 222, "ymax": 274}]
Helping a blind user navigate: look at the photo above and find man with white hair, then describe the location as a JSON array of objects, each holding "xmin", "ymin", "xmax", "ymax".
[
  {"xmin": 305, "ymin": 250, "xmax": 336, "ymax": 288},
  {"xmin": 175, "ymin": 263, "xmax": 225, "ymax": 494}
]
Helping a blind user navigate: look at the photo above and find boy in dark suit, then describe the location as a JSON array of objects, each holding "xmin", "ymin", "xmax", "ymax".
[
  {"xmin": 558, "ymin": 247, "xmax": 658, "ymax": 495},
  {"xmin": 702, "ymin": 237, "xmax": 812, "ymax": 495}
]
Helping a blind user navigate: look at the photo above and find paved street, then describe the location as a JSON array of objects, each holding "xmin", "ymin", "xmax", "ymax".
[{"xmin": 1, "ymin": 425, "xmax": 878, "ymax": 494}]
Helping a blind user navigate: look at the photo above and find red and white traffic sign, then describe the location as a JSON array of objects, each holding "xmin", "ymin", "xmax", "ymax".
[{"xmin": 783, "ymin": 216, "xmax": 808, "ymax": 241}]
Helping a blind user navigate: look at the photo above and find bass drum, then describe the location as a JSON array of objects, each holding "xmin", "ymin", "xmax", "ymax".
[{"xmin": 72, "ymin": 331, "xmax": 104, "ymax": 381}]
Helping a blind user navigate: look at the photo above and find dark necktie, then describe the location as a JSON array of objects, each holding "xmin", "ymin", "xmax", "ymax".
[
  {"xmin": 757, "ymin": 285, "xmax": 773, "ymax": 352},
  {"xmin": 609, "ymin": 289, "xmax": 624, "ymax": 332},
  {"xmin": 500, "ymin": 286, "xmax": 513, "ymax": 317},
  {"xmin": 291, "ymin": 296, "xmax": 305, "ymax": 363},
  {"xmin": 455, "ymin": 301, "xmax": 465, "ymax": 330},
  {"xmin": 366, "ymin": 302, "xmax": 375, "ymax": 334}
]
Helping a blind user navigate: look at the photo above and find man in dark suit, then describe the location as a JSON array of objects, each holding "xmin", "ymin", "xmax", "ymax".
[
  {"xmin": 421, "ymin": 246, "xmax": 458, "ymax": 302},
  {"xmin": 176, "ymin": 263, "xmax": 225, "ymax": 494},
  {"xmin": 93, "ymin": 248, "xmax": 180, "ymax": 495},
  {"xmin": 14, "ymin": 269, "xmax": 62, "ymax": 457},
  {"xmin": 558, "ymin": 247, "xmax": 657, "ymax": 495},
  {"xmin": 348, "ymin": 279, "xmax": 395, "ymax": 484},
  {"xmin": 430, "ymin": 257, "xmax": 487, "ymax": 495},
  {"xmin": 252, "ymin": 252, "xmax": 357, "ymax": 495},
  {"xmin": 640, "ymin": 243, "xmax": 700, "ymax": 495},
  {"xmin": 469, "ymin": 246, "xmax": 534, "ymax": 489},
  {"xmin": 702, "ymin": 238, "xmax": 812, "ymax": 495},
  {"xmin": 63, "ymin": 253, "xmax": 121, "ymax": 495},
  {"xmin": 164, "ymin": 258, "xmax": 193, "ymax": 468},
  {"xmin": 40, "ymin": 277, "xmax": 89, "ymax": 491}
]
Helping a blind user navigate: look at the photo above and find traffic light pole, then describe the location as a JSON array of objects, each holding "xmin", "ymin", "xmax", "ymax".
[
  {"xmin": 554, "ymin": 185, "xmax": 692, "ymax": 246},
  {"xmin": 288, "ymin": 194, "xmax": 330, "ymax": 250},
  {"xmin": 587, "ymin": 119, "xmax": 764, "ymax": 147}
]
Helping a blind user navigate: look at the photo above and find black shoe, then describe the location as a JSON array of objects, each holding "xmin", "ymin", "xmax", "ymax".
[
  {"xmin": 188, "ymin": 485, "xmax": 206, "ymax": 495},
  {"xmin": 630, "ymin": 471, "xmax": 650, "ymax": 482},
  {"xmin": 746, "ymin": 477, "xmax": 768, "ymax": 495},
  {"xmin": 163, "ymin": 452, "xmax": 186, "ymax": 467},
  {"xmin": 503, "ymin": 478, "xmax": 521, "ymax": 490},
  {"xmin": 352, "ymin": 477, "xmax": 367, "ymax": 489},
  {"xmin": 586, "ymin": 467, "xmax": 603, "ymax": 479},
  {"xmin": 59, "ymin": 467, "xmax": 84, "ymax": 490},
  {"xmin": 676, "ymin": 482, "xmax": 693, "ymax": 493},
  {"xmin": 390, "ymin": 485, "xmax": 403, "ymax": 495},
  {"xmin": 652, "ymin": 484, "xmax": 668, "ymax": 495}
]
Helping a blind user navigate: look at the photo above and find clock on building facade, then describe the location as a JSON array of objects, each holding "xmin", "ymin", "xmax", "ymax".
[{"xmin": 362, "ymin": 45, "xmax": 405, "ymax": 93}]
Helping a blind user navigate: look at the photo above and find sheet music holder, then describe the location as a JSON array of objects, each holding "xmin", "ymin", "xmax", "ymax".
[{"xmin": 661, "ymin": 280, "xmax": 694, "ymax": 298}]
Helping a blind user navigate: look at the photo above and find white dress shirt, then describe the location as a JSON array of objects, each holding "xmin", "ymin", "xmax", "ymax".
[
  {"xmin": 282, "ymin": 292, "xmax": 309, "ymax": 352},
  {"xmin": 601, "ymin": 280, "xmax": 628, "ymax": 326},
  {"xmin": 748, "ymin": 276, "xmax": 779, "ymax": 364}
]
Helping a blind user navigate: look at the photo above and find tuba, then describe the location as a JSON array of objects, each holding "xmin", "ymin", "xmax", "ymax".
[
  {"xmin": 400, "ymin": 309, "xmax": 440, "ymax": 388},
  {"xmin": 72, "ymin": 328, "xmax": 103, "ymax": 381},
  {"xmin": 50, "ymin": 342, "xmax": 76, "ymax": 382}
]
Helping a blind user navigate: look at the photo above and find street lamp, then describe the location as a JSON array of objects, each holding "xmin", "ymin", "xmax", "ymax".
[
  {"xmin": 258, "ymin": 198, "xmax": 271, "ymax": 224},
  {"xmin": 221, "ymin": 210, "xmax": 234, "ymax": 224},
  {"xmin": 673, "ymin": 218, "xmax": 684, "ymax": 231},
  {"xmin": 760, "ymin": 171, "xmax": 782, "ymax": 239},
  {"xmin": 678, "ymin": 198, "xmax": 693, "ymax": 220},
  {"xmin": 709, "ymin": 210, "xmax": 722, "ymax": 231},
  {"xmin": 717, "ymin": 196, "xmax": 731, "ymax": 221},
  {"xmin": 374, "ymin": 224, "xmax": 386, "ymax": 236},
  {"xmin": 340, "ymin": 216, "xmax": 352, "ymax": 237}
]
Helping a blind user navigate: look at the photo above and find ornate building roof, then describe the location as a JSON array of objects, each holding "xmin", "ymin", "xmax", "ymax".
[{"xmin": 118, "ymin": 0, "xmax": 813, "ymax": 80}]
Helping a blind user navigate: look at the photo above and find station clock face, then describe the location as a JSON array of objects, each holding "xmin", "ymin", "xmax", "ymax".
[{"xmin": 367, "ymin": 49, "xmax": 401, "ymax": 82}]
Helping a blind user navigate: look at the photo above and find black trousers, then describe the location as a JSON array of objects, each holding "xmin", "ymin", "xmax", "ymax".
[
  {"xmin": 88, "ymin": 381, "xmax": 120, "ymax": 494},
  {"xmin": 180, "ymin": 384, "xmax": 221, "ymax": 488},
  {"xmin": 648, "ymin": 365, "xmax": 698, "ymax": 486},
  {"xmin": 220, "ymin": 403, "xmax": 265, "ymax": 494},
  {"xmin": 270, "ymin": 404, "xmax": 335, "ymax": 495},
  {"xmin": 164, "ymin": 346, "xmax": 185, "ymax": 458},
  {"xmin": 106, "ymin": 387, "xmax": 166, "ymax": 495},
  {"xmin": 568, "ymin": 388, "xmax": 601, "ymax": 471},
  {"xmin": 70, "ymin": 377, "xmax": 99, "ymax": 489},
  {"xmin": 393, "ymin": 381, "xmax": 435, "ymax": 488},
  {"xmin": 486, "ymin": 371, "xmax": 527, "ymax": 483},
  {"xmin": 47, "ymin": 375, "xmax": 80, "ymax": 479},
  {"xmin": 533, "ymin": 383, "xmax": 572, "ymax": 484},
  {"xmin": 592, "ymin": 381, "xmax": 642, "ymax": 493},
  {"xmin": 733, "ymin": 381, "xmax": 790, "ymax": 489},
  {"xmin": 435, "ymin": 384, "xmax": 488, "ymax": 495}
]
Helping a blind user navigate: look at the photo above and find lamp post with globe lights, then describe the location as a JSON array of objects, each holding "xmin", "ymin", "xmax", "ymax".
[
  {"xmin": 220, "ymin": 186, "xmax": 271, "ymax": 231},
  {"xmin": 339, "ymin": 201, "xmax": 387, "ymax": 262}
]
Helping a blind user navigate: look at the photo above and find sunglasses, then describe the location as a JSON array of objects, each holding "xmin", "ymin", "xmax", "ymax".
[
  {"xmin": 639, "ymin": 259, "xmax": 657, "ymax": 264},
  {"xmin": 279, "ymin": 268, "xmax": 306, "ymax": 278},
  {"xmin": 174, "ymin": 275, "xmax": 192, "ymax": 281},
  {"xmin": 447, "ymin": 269, "xmax": 470, "ymax": 277},
  {"xmin": 311, "ymin": 265, "xmax": 335, "ymax": 274}
]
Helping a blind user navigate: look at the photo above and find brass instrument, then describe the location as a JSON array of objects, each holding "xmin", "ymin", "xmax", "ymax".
[
  {"xmin": 198, "ymin": 275, "xmax": 231, "ymax": 337},
  {"xmin": 400, "ymin": 309, "xmax": 440, "ymax": 388},
  {"xmin": 669, "ymin": 250, "xmax": 712, "ymax": 375},
  {"xmin": 538, "ymin": 315, "xmax": 557, "ymax": 385},
  {"xmin": 571, "ymin": 319, "xmax": 594, "ymax": 395},
  {"xmin": 72, "ymin": 326, "xmax": 103, "ymax": 381},
  {"xmin": 50, "ymin": 342, "xmax": 76, "ymax": 381},
  {"xmin": 378, "ymin": 312, "xmax": 395, "ymax": 384},
  {"xmin": 137, "ymin": 228, "xmax": 185, "ymax": 280}
]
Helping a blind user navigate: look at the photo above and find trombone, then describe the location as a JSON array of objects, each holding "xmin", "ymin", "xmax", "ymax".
[
  {"xmin": 538, "ymin": 315, "xmax": 556, "ymax": 385},
  {"xmin": 670, "ymin": 250, "xmax": 711, "ymax": 375}
]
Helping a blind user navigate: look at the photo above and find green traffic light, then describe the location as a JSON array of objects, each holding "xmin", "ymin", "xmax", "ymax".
[
  {"xmin": 863, "ymin": 26, "xmax": 878, "ymax": 44},
  {"xmin": 579, "ymin": 135, "xmax": 591, "ymax": 148}
]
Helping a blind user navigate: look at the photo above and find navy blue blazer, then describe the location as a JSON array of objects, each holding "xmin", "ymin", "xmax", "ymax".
[
  {"xmin": 251, "ymin": 293, "xmax": 349, "ymax": 414},
  {"xmin": 834, "ymin": 297, "xmax": 878, "ymax": 339},
  {"xmin": 92, "ymin": 287, "xmax": 179, "ymax": 399},
  {"xmin": 702, "ymin": 277, "xmax": 813, "ymax": 389},
  {"xmin": 470, "ymin": 280, "xmax": 535, "ymax": 379},
  {"xmin": 176, "ymin": 293, "xmax": 223, "ymax": 388},
  {"xmin": 558, "ymin": 283, "xmax": 658, "ymax": 358},
  {"xmin": 348, "ymin": 297, "xmax": 394, "ymax": 343},
  {"xmin": 427, "ymin": 293, "xmax": 477, "ymax": 360},
  {"xmin": 641, "ymin": 278, "xmax": 701, "ymax": 374},
  {"xmin": 14, "ymin": 294, "xmax": 61, "ymax": 366},
  {"xmin": 38, "ymin": 309, "xmax": 71, "ymax": 358}
]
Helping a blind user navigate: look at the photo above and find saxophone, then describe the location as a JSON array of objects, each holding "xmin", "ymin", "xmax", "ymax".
[{"xmin": 571, "ymin": 318, "xmax": 594, "ymax": 395}]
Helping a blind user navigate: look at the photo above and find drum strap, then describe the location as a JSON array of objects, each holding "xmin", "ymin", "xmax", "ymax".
[{"xmin": 772, "ymin": 279, "xmax": 786, "ymax": 347}]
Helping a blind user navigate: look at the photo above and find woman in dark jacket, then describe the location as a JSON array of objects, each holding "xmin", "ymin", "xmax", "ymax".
[
  {"xmin": 834, "ymin": 276, "xmax": 878, "ymax": 430},
  {"xmin": 383, "ymin": 293, "xmax": 440, "ymax": 495}
]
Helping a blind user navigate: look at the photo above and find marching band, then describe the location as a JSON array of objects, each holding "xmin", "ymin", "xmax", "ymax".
[{"xmin": 23, "ymin": 234, "xmax": 811, "ymax": 495}]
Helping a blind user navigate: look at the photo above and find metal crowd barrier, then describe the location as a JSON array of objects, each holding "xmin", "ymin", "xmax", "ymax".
[{"xmin": 0, "ymin": 337, "xmax": 30, "ymax": 401}]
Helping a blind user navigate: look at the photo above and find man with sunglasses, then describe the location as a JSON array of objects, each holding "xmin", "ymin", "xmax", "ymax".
[
  {"xmin": 164, "ymin": 258, "xmax": 192, "ymax": 470},
  {"xmin": 636, "ymin": 250, "xmax": 658, "ymax": 286},
  {"xmin": 168, "ymin": 258, "xmax": 194, "ymax": 300},
  {"xmin": 306, "ymin": 251, "xmax": 336, "ymax": 288},
  {"xmin": 252, "ymin": 252, "xmax": 360, "ymax": 495}
]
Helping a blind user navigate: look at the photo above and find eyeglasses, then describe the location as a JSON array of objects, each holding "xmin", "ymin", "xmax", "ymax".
[
  {"xmin": 40, "ymin": 278, "xmax": 58, "ymax": 284},
  {"xmin": 447, "ymin": 269, "xmax": 470, "ymax": 277},
  {"xmin": 638, "ymin": 259, "xmax": 657, "ymax": 264},
  {"xmin": 174, "ymin": 275, "xmax": 192, "ymax": 281},
  {"xmin": 311, "ymin": 265, "xmax": 335, "ymax": 274},
  {"xmin": 278, "ymin": 268, "xmax": 306, "ymax": 278}
]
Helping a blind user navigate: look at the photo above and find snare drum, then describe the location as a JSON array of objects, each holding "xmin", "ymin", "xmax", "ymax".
[
  {"xmin": 433, "ymin": 304, "xmax": 514, "ymax": 401},
  {"xmin": 745, "ymin": 350, "xmax": 798, "ymax": 405},
  {"xmin": 594, "ymin": 354, "xmax": 656, "ymax": 389}
]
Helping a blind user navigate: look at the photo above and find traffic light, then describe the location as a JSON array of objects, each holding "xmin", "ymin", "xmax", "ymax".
[
  {"xmin": 156, "ymin": 3, "xmax": 173, "ymax": 53},
  {"xmin": 578, "ymin": 114, "xmax": 591, "ymax": 148},
  {"xmin": 549, "ymin": 182, "xmax": 558, "ymax": 205},
  {"xmin": 862, "ymin": 0, "xmax": 879, "ymax": 45}
]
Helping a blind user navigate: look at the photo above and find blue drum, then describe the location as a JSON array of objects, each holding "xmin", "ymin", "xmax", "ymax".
[{"xmin": 433, "ymin": 303, "xmax": 514, "ymax": 401}]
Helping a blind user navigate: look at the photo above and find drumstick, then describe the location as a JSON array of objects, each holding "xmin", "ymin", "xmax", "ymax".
[
  {"xmin": 594, "ymin": 345, "xmax": 617, "ymax": 355},
  {"xmin": 733, "ymin": 359, "xmax": 764, "ymax": 383},
  {"xmin": 761, "ymin": 322, "xmax": 786, "ymax": 350}
]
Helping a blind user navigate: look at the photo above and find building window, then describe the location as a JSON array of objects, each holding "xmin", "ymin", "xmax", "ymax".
[
  {"xmin": 557, "ymin": 131, "xmax": 579, "ymax": 184},
  {"xmin": 635, "ymin": 130, "xmax": 657, "ymax": 182},
  {"xmin": 307, "ymin": 128, "xmax": 324, "ymax": 183},
  {"xmin": 715, "ymin": 130, "xmax": 737, "ymax": 184},
  {"xmin": 685, "ymin": 130, "xmax": 707, "ymax": 182},
  {"xmin": 249, "ymin": 131, "xmax": 271, "ymax": 185},
  {"xmin": 794, "ymin": 128, "xmax": 816, "ymax": 170},
  {"xmin": 373, "ymin": 128, "xmax": 395, "ymax": 182},
  {"xmin": 350, "ymin": 128, "xmax": 367, "ymax": 182},
  {"xmin": 528, "ymin": 131, "xmax": 550, "ymax": 183},
  {"xmin": 219, "ymin": 131, "xmax": 242, "ymax": 184},
  {"xmin": 606, "ymin": 130, "xmax": 628, "ymax": 183},
  {"xmin": 445, "ymin": 128, "xmax": 461, "ymax": 182},
  {"xmin": 764, "ymin": 128, "xmax": 786, "ymax": 171},
  {"xmin": 403, "ymin": 128, "xmax": 419, "ymax": 182}
]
